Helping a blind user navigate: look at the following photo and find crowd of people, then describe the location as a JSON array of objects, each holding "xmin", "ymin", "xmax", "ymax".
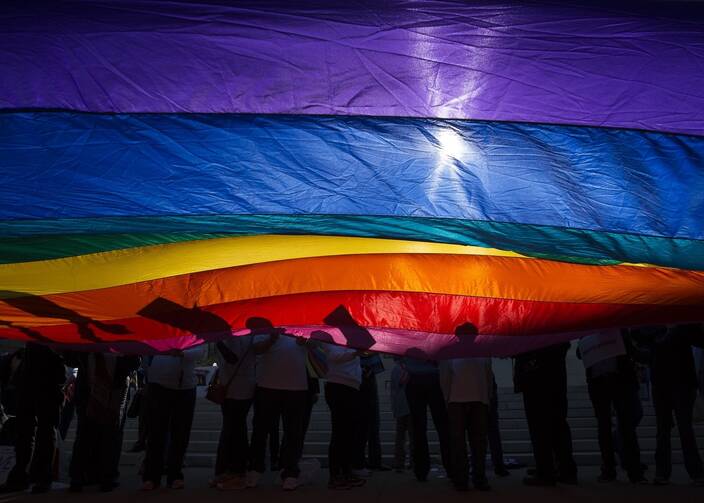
[{"xmin": 0, "ymin": 322, "xmax": 702, "ymax": 494}]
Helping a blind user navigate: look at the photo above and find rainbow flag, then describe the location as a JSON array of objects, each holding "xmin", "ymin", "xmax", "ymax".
[{"xmin": 1, "ymin": 2, "xmax": 703, "ymax": 357}]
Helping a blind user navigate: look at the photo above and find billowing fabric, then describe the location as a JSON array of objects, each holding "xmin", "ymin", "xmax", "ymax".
[
  {"xmin": 0, "ymin": 235, "xmax": 527, "ymax": 296},
  {"xmin": 1, "ymin": 253, "xmax": 703, "ymax": 325},
  {"xmin": 4, "ymin": 290, "xmax": 701, "ymax": 345},
  {"xmin": 1, "ymin": 1, "xmax": 704, "ymax": 135},
  {"xmin": 3, "ymin": 215, "xmax": 703, "ymax": 271},
  {"xmin": 1, "ymin": 1, "xmax": 703, "ymax": 356},
  {"xmin": 2, "ymin": 113, "xmax": 703, "ymax": 241}
]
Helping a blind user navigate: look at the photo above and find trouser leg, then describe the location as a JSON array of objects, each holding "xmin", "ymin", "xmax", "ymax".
[
  {"xmin": 393, "ymin": 417, "xmax": 410, "ymax": 469},
  {"xmin": 249, "ymin": 387, "xmax": 279, "ymax": 473},
  {"xmin": 165, "ymin": 387, "xmax": 196, "ymax": 484},
  {"xmin": 612, "ymin": 384, "xmax": 643, "ymax": 480},
  {"xmin": 280, "ymin": 390, "xmax": 306, "ymax": 479},
  {"xmin": 366, "ymin": 375, "xmax": 382, "ymax": 467},
  {"xmin": 143, "ymin": 384, "xmax": 171, "ymax": 484},
  {"xmin": 588, "ymin": 378, "xmax": 617, "ymax": 475},
  {"xmin": 467, "ymin": 402, "xmax": 489, "ymax": 486},
  {"xmin": 447, "ymin": 403, "xmax": 468, "ymax": 487},
  {"xmin": 326, "ymin": 383, "xmax": 343, "ymax": 478},
  {"xmin": 487, "ymin": 379, "xmax": 505, "ymax": 469},
  {"xmin": 215, "ymin": 399, "xmax": 236, "ymax": 476},
  {"xmin": 652, "ymin": 386, "xmax": 673, "ymax": 480},
  {"xmin": 551, "ymin": 385, "xmax": 577, "ymax": 479},
  {"xmin": 523, "ymin": 389, "xmax": 555, "ymax": 481},
  {"xmin": 69, "ymin": 409, "xmax": 91, "ymax": 485},
  {"xmin": 231, "ymin": 399, "xmax": 252, "ymax": 475},
  {"xmin": 673, "ymin": 387, "xmax": 704, "ymax": 479},
  {"xmin": 426, "ymin": 376, "xmax": 451, "ymax": 474},
  {"xmin": 406, "ymin": 377, "xmax": 430, "ymax": 480},
  {"xmin": 31, "ymin": 398, "xmax": 60, "ymax": 486}
]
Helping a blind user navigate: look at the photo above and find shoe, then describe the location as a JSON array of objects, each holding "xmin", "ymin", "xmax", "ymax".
[
  {"xmin": 494, "ymin": 466, "xmax": 511, "ymax": 477},
  {"xmin": 523, "ymin": 476, "xmax": 556, "ymax": 487},
  {"xmin": 393, "ymin": 465, "xmax": 405, "ymax": 473},
  {"xmin": 169, "ymin": 479, "xmax": 185, "ymax": 490},
  {"xmin": 653, "ymin": 476, "xmax": 670, "ymax": 486},
  {"xmin": 282, "ymin": 477, "xmax": 300, "ymax": 491},
  {"xmin": 129, "ymin": 442, "xmax": 146, "ymax": 453},
  {"xmin": 328, "ymin": 477, "xmax": 351, "ymax": 490},
  {"xmin": 0, "ymin": 482, "xmax": 29, "ymax": 494},
  {"xmin": 630, "ymin": 475, "xmax": 649, "ymax": 485},
  {"xmin": 141, "ymin": 481, "xmax": 158, "ymax": 491},
  {"xmin": 344, "ymin": 475, "xmax": 366, "ymax": 487},
  {"xmin": 245, "ymin": 471, "xmax": 261, "ymax": 488},
  {"xmin": 598, "ymin": 471, "xmax": 617, "ymax": 483},
  {"xmin": 474, "ymin": 480, "xmax": 491, "ymax": 491},
  {"xmin": 218, "ymin": 475, "xmax": 247, "ymax": 491},
  {"xmin": 30, "ymin": 483, "xmax": 51, "ymax": 494},
  {"xmin": 369, "ymin": 464, "xmax": 391, "ymax": 472},
  {"xmin": 692, "ymin": 477, "xmax": 704, "ymax": 487}
]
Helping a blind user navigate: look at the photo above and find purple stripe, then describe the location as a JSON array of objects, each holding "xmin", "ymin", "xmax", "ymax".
[
  {"xmin": 2, "ymin": 1, "xmax": 703, "ymax": 135},
  {"xmin": 51, "ymin": 326, "xmax": 579, "ymax": 359}
]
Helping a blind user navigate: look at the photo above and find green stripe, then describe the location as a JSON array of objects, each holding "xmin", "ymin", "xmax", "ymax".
[
  {"xmin": 0, "ymin": 214, "xmax": 701, "ymax": 270},
  {"xmin": 0, "ymin": 233, "xmax": 230, "ymax": 264}
]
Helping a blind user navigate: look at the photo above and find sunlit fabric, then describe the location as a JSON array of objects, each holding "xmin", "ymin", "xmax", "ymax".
[{"xmin": 0, "ymin": 1, "xmax": 703, "ymax": 356}]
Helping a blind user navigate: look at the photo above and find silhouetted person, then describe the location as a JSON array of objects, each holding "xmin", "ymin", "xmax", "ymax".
[
  {"xmin": 640, "ymin": 324, "xmax": 704, "ymax": 485},
  {"xmin": 212, "ymin": 336, "xmax": 256, "ymax": 490},
  {"xmin": 141, "ymin": 346, "xmax": 206, "ymax": 491},
  {"xmin": 356, "ymin": 353, "xmax": 387, "ymax": 472},
  {"xmin": 577, "ymin": 330, "xmax": 645, "ymax": 483},
  {"xmin": 514, "ymin": 342, "xmax": 577, "ymax": 486},
  {"xmin": 440, "ymin": 357, "xmax": 492, "ymax": 491},
  {"xmin": 320, "ymin": 342, "xmax": 366, "ymax": 490},
  {"xmin": 65, "ymin": 352, "xmax": 140, "ymax": 492},
  {"xmin": 0, "ymin": 343, "xmax": 65, "ymax": 494},
  {"xmin": 402, "ymin": 356, "xmax": 451, "ymax": 481},
  {"xmin": 247, "ymin": 322, "xmax": 309, "ymax": 491}
]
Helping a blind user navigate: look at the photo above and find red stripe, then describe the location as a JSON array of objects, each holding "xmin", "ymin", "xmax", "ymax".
[{"xmin": 1, "ymin": 290, "xmax": 700, "ymax": 347}]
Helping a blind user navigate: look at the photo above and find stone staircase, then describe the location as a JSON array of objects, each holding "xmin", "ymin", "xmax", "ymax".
[{"xmin": 65, "ymin": 361, "xmax": 704, "ymax": 470}]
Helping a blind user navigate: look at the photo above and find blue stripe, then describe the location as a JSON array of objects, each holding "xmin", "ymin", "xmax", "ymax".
[{"xmin": 1, "ymin": 112, "xmax": 703, "ymax": 240}]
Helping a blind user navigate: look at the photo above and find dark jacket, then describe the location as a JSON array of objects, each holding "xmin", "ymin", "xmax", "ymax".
[
  {"xmin": 513, "ymin": 342, "xmax": 570, "ymax": 393},
  {"xmin": 19, "ymin": 343, "xmax": 65, "ymax": 395},
  {"xmin": 648, "ymin": 324, "xmax": 704, "ymax": 391}
]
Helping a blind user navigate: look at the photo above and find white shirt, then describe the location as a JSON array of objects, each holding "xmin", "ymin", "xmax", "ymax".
[
  {"xmin": 440, "ymin": 358, "xmax": 492, "ymax": 405},
  {"xmin": 217, "ymin": 336, "xmax": 256, "ymax": 400},
  {"xmin": 147, "ymin": 346, "xmax": 207, "ymax": 390},
  {"xmin": 323, "ymin": 344, "xmax": 361, "ymax": 390},
  {"xmin": 255, "ymin": 335, "xmax": 308, "ymax": 391}
]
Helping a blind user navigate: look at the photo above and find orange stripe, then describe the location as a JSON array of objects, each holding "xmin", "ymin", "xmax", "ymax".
[{"xmin": 2, "ymin": 253, "xmax": 702, "ymax": 327}]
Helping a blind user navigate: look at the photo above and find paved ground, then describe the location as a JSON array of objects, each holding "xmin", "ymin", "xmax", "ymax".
[{"xmin": 2, "ymin": 465, "xmax": 701, "ymax": 503}]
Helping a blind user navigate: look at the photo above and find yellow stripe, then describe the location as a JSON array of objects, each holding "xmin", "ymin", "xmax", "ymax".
[{"xmin": 0, "ymin": 234, "xmax": 529, "ymax": 296}]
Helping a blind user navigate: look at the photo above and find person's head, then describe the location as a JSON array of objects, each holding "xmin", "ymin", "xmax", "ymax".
[
  {"xmin": 245, "ymin": 317, "xmax": 275, "ymax": 335},
  {"xmin": 455, "ymin": 322, "xmax": 478, "ymax": 338}
]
